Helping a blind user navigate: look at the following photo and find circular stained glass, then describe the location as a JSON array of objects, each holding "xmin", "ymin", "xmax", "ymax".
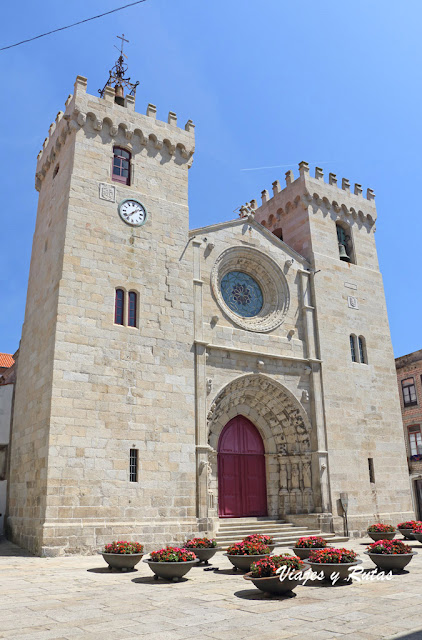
[{"xmin": 220, "ymin": 271, "xmax": 263, "ymax": 318}]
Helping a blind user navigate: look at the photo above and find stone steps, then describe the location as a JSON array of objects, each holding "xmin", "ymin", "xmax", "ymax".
[{"xmin": 215, "ymin": 518, "xmax": 348, "ymax": 548}]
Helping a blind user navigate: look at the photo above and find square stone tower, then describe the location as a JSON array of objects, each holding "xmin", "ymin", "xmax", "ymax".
[
  {"xmin": 7, "ymin": 75, "xmax": 197, "ymax": 555},
  {"xmin": 254, "ymin": 163, "xmax": 414, "ymax": 534}
]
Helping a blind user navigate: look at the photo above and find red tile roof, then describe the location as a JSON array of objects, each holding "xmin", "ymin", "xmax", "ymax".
[{"xmin": 0, "ymin": 353, "xmax": 15, "ymax": 368}]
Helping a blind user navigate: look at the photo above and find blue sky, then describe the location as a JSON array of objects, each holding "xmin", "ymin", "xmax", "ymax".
[{"xmin": 1, "ymin": 0, "xmax": 420, "ymax": 357}]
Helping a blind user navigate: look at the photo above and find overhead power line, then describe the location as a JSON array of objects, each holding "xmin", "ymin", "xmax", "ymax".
[{"xmin": 0, "ymin": 0, "xmax": 149, "ymax": 52}]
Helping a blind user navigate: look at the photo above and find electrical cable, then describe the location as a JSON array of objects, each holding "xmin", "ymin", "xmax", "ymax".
[{"xmin": 0, "ymin": 0, "xmax": 149, "ymax": 52}]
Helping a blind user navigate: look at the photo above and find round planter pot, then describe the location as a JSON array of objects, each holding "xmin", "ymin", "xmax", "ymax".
[
  {"xmin": 397, "ymin": 528, "xmax": 415, "ymax": 540},
  {"xmin": 224, "ymin": 553, "xmax": 271, "ymax": 572},
  {"xmin": 143, "ymin": 558, "xmax": 200, "ymax": 581},
  {"xmin": 243, "ymin": 569, "xmax": 303, "ymax": 595},
  {"xmin": 291, "ymin": 547, "xmax": 329, "ymax": 560},
  {"xmin": 412, "ymin": 532, "xmax": 422, "ymax": 543},
  {"xmin": 365, "ymin": 551, "xmax": 417, "ymax": 572},
  {"xmin": 101, "ymin": 552, "xmax": 143, "ymax": 572},
  {"xmin": 187, "ymin": 547, "xmax": 222, "ymax": 564},
  {"xmin": 367, "ymin": 532, "xmax": 396, "ymax": 542},
  {"xmin": 307, "ymin": 559, "xmax": 362, "ymax": 581}
]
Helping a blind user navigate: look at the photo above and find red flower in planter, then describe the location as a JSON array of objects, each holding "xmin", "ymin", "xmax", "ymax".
[
  {"xmin": 250, "ymin": 554, "xmax": 304, "ymax": 578},
  {"xmin": 150, "ymin": 547, "xmax": 197, "ymax": 562},
  {"xmin": 103, "ymin": 541, "xmax": 144, "ymax": 554},
  {"xmin": 294, "ymin": 536, "xmax": 328, "ymax": 549},
  {"xmin": 243, "ymin": 534, "xmax": 275, "ymax": 545},
  {"xmin": 226, "ymin": 541, "xmax": 270, "ymax": 556},
  {"xmin": 308, "ymin": 548, "xmax": 357, "ymax": 564},
  {"xmin": 367, "ymin": 523, "xmax": 395, "ymax": 533},
  {"xmin": 184, "ymin": 537, "xmax": 217, "ymax": 549},
  {"xmin": 397, "ymin": 521, "xmax": 422, "ymax": 529},
  {"xmin": 367, "ymin": 540, "xmax": 412, "ymax": 555}
]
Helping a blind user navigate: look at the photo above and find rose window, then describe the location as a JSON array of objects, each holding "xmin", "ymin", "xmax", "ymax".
[{"xmin": 220, "ymin": 271, "xmax": 263, "ymax": 318}]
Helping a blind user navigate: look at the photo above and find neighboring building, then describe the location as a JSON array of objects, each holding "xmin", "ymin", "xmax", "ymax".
[
  {"xmin": 6, "ymin": 69, "xmax": 413, "ymax": 556},
  {"xmin": 0, "ymin": 352, "xmax": 16, "ymax": 535},
  {"xmin": 396, "ymin": 350, "xmax": 422, "ymax": 519},
  {"xmin": 0, "ymin": 353, "xmax": 14, "ymax": 375}
]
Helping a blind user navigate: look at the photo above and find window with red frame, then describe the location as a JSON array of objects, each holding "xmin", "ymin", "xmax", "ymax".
[
  {"xmin": 408, "ymin": 425, "xmax": 422, "ymax": 456},
  {"xmin": 402, "ymin": 377, "xmax": 417, "ymax": 407},
  {"xmin": 112, "ymin": 147, "xmax": 131, "ymax": 185},
  {"xmin": 115, "ymin": 289, "xmax": 124, "ymax": 325},
  {"xmin": 128, "ymin": 291, "xmax": 137, "ymax": 327}
]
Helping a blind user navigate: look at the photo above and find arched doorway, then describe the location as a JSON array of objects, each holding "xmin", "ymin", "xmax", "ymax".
[{"xmin": 218, "ymin": 416, "xmax": 267, "ymax": 517}]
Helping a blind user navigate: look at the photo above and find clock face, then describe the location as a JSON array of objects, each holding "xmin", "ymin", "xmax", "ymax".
[{"xmin": 118, "ymin": 199, "xmax": 147, "ymax": 227}]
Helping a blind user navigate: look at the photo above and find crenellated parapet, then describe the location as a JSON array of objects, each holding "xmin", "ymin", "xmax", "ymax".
[
  {"xmin": 35, "ymin": 75, "xmax": 195, "ymax": 191},
  {"xmin": 245, "ymin": 161, "xmax": 377, "ymax": 233}
]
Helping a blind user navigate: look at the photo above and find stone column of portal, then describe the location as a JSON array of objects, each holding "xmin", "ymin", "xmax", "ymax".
[
  {"xmin": 192, "ymin": 239, "xmax": 209, "ymax": 524},
  {"xmin": 299, "ymin": 269, "xmax": 332, "ymax": 518}
]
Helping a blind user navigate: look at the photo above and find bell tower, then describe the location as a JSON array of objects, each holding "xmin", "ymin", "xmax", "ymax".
[
  {"xmin": 8, "ymin": 43, "xmax": 198, "ymax": 555},
  {"xmin": 252, "ymin": 162, "xmax": 413, "ymax": 535}
]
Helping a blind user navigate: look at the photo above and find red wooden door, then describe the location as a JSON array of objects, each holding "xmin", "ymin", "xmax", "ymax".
[{"xmin": 218, "ymin": 416, "xmax": 267, "ymax": 517}]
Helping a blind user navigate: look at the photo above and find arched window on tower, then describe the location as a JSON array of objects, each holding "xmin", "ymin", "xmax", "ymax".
[
  {"xmin": 128, "ymin": 291, "xmax": 138, "ymax": 328},
  {"xmin": 112, "ymin": 146, "xmax": 131, "ymax": 185},
  {"xmin": 272, "ymin": 228, "xmax": 283, "ymax": 241},
  {"xmin": 350, "ymin": 334, "xmax": 357, "ymax": 362},
  {"xmin": 115, "ymin": 289, "xmax": 125, "ymax": 325},
  {"xmin": 336, "ymin": 222, "xmax": 355, "ymax": 263},
  {"xmin": 358, "ymin": 336, "xmax": 367, "ymax": 364}
]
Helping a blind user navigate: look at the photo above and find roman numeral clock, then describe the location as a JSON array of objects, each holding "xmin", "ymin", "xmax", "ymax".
[{"xmin": 118, "ymin": 198, "xmax": 148, "ymax": 226}]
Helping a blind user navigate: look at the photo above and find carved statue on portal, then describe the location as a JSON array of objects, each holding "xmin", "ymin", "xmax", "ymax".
[
  {"xmin": 303, "ymin": 460, "xmax": 312, "ymax": 489},
  {"xmin": 279, "ymin": 464, "xmax": 288, "ymax": 490},
  {"xmin": 291, "ymin": 462, "xmax": 300, "ymax": 490}
]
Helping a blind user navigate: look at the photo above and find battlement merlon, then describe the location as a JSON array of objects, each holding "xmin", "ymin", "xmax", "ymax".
[
  {"xmin": 35, "ymin": 75, "xmax": 195, "ymax": 191},
  {"xmin": 250, "ymin": 161, "xmax": 377, "ymax": 231}
]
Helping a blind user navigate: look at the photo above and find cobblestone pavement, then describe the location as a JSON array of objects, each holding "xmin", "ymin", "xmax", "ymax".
[{"xmin": 1, "ymin": 538, "xmax": 422, "ymax": 640}]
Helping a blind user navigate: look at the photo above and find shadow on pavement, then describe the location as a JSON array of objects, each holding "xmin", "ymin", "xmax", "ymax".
[
  {"xmin": 212, "ymin": 568, "xmax": 238, "ymax": 576},
  {"xmin": 87, "ymin": 567, "xmax": 139, "ymax": 574},
  {"xmin": 301, "ymin": 579, "xmax": 351, "ymax": 588},
  {"xmin": 234, "ymin": 588, "xmax": 296, "ymax": 600},
  {"xmin": 387, "ymin": 631, "xmax": 422, "ymax": 640},
  {"xmin": 131, "ymin": 576, "xmax": 189, "ymax": 585},
  {"xmin": 0, "ymin": 539, "xmax": 34, "ymax": 557}
]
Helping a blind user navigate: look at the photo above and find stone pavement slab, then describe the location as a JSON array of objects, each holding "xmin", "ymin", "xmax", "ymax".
[{"xmin": 1, "ymin": 538, "xmax": 422, "ymax": 639}]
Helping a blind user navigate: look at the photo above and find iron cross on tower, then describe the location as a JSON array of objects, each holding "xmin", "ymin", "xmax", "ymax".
[
  {"xmin": 98, "ymin": 34, "xmax": 139, "ymax": 100},
  {"xmin": 115, "ymin": 33, "xmax": 129, "ymax": 58}
]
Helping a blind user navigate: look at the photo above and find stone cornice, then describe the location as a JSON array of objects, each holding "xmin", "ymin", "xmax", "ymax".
[{"xmin": 195, "ymin": 339, "xmax": 320, "ymax": 366}]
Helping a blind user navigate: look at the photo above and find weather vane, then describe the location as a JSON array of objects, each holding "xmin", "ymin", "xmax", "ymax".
[{"xmin": 99, "ymin": 34, "xmax": 139, "ymax": 100}]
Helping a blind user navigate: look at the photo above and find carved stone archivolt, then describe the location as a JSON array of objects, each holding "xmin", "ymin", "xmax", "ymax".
[
  {"xmin": 207, "ymin": 374, "xmax": 314, "ymax": 517},
  {"xmin": 210, "ymin": 247, "xmax": 290, "ymax": 333},
  {"xmin": 207, "ymin": 374, "xmax": 311, "ymax": 454}
]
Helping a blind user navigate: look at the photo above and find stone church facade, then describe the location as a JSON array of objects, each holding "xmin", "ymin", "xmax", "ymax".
[{"xmin": 6, "ymin": 75, "xmax": 413, "ymax": 555}]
